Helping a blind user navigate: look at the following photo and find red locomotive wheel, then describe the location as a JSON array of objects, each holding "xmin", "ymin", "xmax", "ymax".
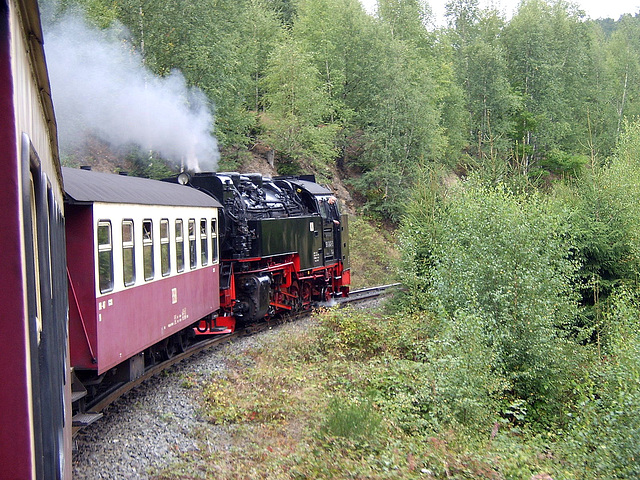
[
  {"xmin": 289, "ymin": 281, "xmax": 303, "ymax": 311},
  {"xmin": 322, "ymin": 286, "xmax": 332, "ymax": 302},
  {"xmin": 301, "ymin": 281, "xmax": 312, "ymax": 305}
]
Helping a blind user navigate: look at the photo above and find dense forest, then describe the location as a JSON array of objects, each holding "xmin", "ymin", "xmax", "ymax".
[
  {"xmin": 44, "ymin": 0, "xmax": 640, "ymax": 477},
  {"xmin": 43, "ymin": 0, "xmax": 640, "ymax": 221}
]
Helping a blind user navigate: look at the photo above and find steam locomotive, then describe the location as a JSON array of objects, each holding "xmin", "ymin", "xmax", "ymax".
[{"xmin": 165, "ymin": 171, "xmax": 350, "ymax": 331}]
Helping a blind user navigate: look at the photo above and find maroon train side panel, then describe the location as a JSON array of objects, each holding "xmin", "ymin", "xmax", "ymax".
[{"xmin": 0, "ymin": 1, "xmax": 71, "ymax": 478}]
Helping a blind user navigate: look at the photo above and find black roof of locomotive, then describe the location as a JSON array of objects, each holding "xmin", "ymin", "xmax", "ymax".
[
  {"xmin": 63, "ymin": 167, "xmax": 222, "ymax": 208},
  {"xmin": 273, "ymin": 175, "xmax": 333, "ymax": 196},
  {"xmin": 287, "ymin": 179, "xmax": 332, "ymax": 196}
]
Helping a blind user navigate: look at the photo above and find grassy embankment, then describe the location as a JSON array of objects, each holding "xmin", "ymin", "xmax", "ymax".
[{"xmin": 153, "ymin": 305, "xmax": 570, "ymax": 479}]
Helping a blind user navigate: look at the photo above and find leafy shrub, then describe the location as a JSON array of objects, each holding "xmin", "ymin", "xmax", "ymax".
[
  {"xmin": 393, "ymin": 168, "xmax": 448, "ymax": 312},
  {"xmin": 426, "ymin": 311, "xmax": 507, "ymax": 430},
  {"xmin": 551, "ymin": 121, "xmax": 640, "ymax": 341},
  {"xmin": 561, "ymin": 287, "xmax": 640, "ymax": 479},
  {"xmin": 315, "ymin": 306, "xmax": 383, "ymax": 358},
  {"xmin": 399, "ymin": 179, "xmax": 581, "ymax": 422},
  {"xmin": 539, "ymin": 148, "xmax": 589, "ymax": 176},
  {"xmin": 365, "ymin": 358, "xmax": 436, "ymax": 435}
]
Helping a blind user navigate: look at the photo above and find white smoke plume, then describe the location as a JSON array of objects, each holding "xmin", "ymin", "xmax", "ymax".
[{"xmin": 43, "ymin": 12, "xmax": 219, "ymax": 171}]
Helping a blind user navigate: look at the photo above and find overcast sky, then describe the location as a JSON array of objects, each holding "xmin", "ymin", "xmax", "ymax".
[{"xmin": 360, "ymin": 0, "xmax": 640, "ymax": 26}]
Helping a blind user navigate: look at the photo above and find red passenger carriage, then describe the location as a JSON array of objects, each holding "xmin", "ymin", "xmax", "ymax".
[{"xmin": 63, "ymin": 167, "xmax": 222, "ymax": 381}]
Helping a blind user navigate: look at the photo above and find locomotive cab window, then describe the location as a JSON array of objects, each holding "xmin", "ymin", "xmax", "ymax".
[
  {"xmin": 211, "ymin": 218, "xmax": 218, "ymax": 263},
  {"xmin": 160, "ymin": 219, "xmax": 170, "ymax": 277},
  {"xmin": 175, "ymin": 219, "xmax": 185, "ymax": 273},
  {"xmin": 188, "ymin": 219, "xmax": 196, "ymax": 269},
  {"xmin": 97, "ymin": 221, "xmax": 114, "ymax": 293},
  {"xmin": 143, "ymin": 219, "xmax": 154, "ymax": 281},
  {"xmin": 122, "ymin": 220, "xmax": 135, "ymax": 286},
  {"xmin": 200, "ymin": 218, "xmax": 208, "ymax": 266}
]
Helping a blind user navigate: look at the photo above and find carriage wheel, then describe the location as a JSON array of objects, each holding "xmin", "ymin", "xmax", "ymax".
[{"xmin": 173, "ymin": 332, "xmax": 187, "ymax": 354}]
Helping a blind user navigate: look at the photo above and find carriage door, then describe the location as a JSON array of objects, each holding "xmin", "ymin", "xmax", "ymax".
[
  {"xmin": 22, "ymin": 134, "xmax": 69, "ymax": 480},
  {"xmin": 318, "ymin": 197, "xmax": 340, "ymax": 264}
]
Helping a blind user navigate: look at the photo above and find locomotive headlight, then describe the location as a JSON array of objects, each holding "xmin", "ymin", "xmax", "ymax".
[{"xmin": 177, "ymin": 172, "xmax": 191, "ymax": 185}]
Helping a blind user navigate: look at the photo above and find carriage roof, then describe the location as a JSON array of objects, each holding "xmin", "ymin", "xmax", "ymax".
[{"xmin": 63, "ymin": 167, "xmax": 222, "ymax": 208}]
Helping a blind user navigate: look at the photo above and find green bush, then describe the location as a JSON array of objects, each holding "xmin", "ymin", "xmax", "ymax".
[
  {"xmin": 315, "ymin": 306, "xmax": 383, "ymax": 358},
  {"xmin": 393, "ymin": 168, "xmax": 447, "ymax": 312},
  {"xmin": 560, "ymin": 287, "xmax": 640, "ymax": 478},
  {"xmin": 321, "ymin": 397, "xmax": 382, "ymax": 440},
  {"xmin": 398, "ymin": 178, "xmax": 582, "ymax": 422},
  {"xmin": 365, "ymin": 358, "xmax": 436, "ymax": 435},
  {"xmin": 426, "ymin": 311, "xmax": 507, "ymax": 430}
]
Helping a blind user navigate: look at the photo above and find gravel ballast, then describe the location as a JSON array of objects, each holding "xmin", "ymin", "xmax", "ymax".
[{"xmin": 72, "ymin": 327, "xmax": 270, "ymax": 479}]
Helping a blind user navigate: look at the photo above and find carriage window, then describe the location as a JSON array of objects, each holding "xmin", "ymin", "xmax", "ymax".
[
  {"xmin": 160, "ymin": 219, "xmax": 170, "ymax": 277},
  {"xmin": 122, "ymin": 220, "xmax": 135, "ymax": 286},
  {"xmin": 175, "ymin": 219, "xmax": 184, "ymax": 273},
  {"xmin": 200, "ymin": 218, "xmax": 208, "ymax": 266},
  {"xmin": 143, "ymin": 219, "xmax": 154, "ymax": 281},
  {"xmin": 211, "ymin": 218, "xmax": 218, "ymax": 263},
  {"xmin": 188, "ymin": 219, "xmax": 196, "ymax": 269},
  {"xmin": 97, "ymin": 221, "xmax": 114, "ymax": 293}
]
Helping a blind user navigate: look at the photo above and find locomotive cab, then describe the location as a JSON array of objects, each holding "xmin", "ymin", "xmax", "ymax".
[{"xmin": 279, "ymin": 178, "xmax": 350, "ymax": 272}]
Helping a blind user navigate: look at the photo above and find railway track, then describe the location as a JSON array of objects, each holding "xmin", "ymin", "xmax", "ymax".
[
  {"xmin": 72, "ymin": 283, "xmax": 400, "ymax": 437},
  {"xmin": 340, "ymin": 283, "xmax": 401, "ymax": 304}
]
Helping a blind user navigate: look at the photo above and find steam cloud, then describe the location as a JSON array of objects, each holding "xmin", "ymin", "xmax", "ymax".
[{"xmin": 43, "ymin": 13, "xmax": 219, "ymax": 171}]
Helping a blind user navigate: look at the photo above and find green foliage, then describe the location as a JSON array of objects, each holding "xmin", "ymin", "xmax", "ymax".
[
  {"xmin": 550, "ymin": 120, "xmax": 640, "ymax": 340},
  {"xmin": 48, "ymin": 0, "xmax": 640, "ymax": 220},
  {"xmin": 539, "ymin": 149, "xmax": 589, "ymax": 176},
  {"xmin": 321, "ymin": 397, "xmax": 382, "ymax": 440},
  {"xmin": 262, "ymin": 37, "xmax": 340, "ymax": 166},
  {"xmin": 560, "ymin": 287, "xmax": 640, "ymax": 479},
  {"xmin": 502, "ymin": 0, "xmax": 599, "ymax": 172},
  {"xmin": 426, "ymin": 310, "xmax": 506, "ymax": 429},
  {"xmin": 153, "ymin": 295, "xmax": 640, "ymax": 480},
  {"xmin": 348, "ymin": 216, "xmax": 398, "ymax": 290},
  {"xmin": 559, "ymin": 173, "xmax": 639, "ymax": 315},
  {"xmin": 398, "ymin": 178, "xmax": 582, "ymax": 421},
  {"xmin": 393, "ymin": 166, "xmax": 448, "ymax": 312},
  {"xmin": 315, "ymin": 306, "xmax": 383, "ymax": 358},
  {"xmin": 315, "ymin": 307, "xmax": 498, "ymax": 433},
  {"xmin": 383, "ymin": 118, "xmax": 640, "ymax": 476},
  {"xmin": 349, "ymin": 39, "xmax": 445, "ymax": 222},
  {"xmin": 364, "ymin": 358, "xmax": 436, "ymax": 434}
]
